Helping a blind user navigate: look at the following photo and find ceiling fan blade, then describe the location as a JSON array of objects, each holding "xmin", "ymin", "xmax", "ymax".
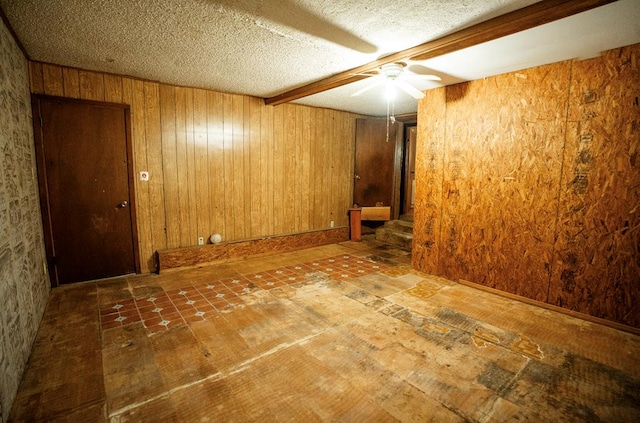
[
  {"xmin": 406, "ymin": 64, "xmax": 442, "ymax": 81},
  {"xmin": 395, "ymin": 80, "xmax": 425, "ymax": 99},
  {"xmin": 350, "ymin": 79, "xmax": 385, "ymax": 97},
  {"xmin": 404, "ymin": 73, "xmax": 441, "ymax": 81}
]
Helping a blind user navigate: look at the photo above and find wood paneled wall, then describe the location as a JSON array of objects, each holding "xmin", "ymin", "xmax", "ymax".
[
  {"xmin": 29, "ymin": 62, "xmax": 357, "ymax": 273},
  {"xmin": 413, "ymin": 44, "xmax": 640, "ymax": 329}
]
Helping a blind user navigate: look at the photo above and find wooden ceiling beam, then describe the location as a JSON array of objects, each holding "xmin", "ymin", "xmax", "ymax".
[{"xmin": 264, "ymin": 0, "xmax": 617, "ymax": 106}]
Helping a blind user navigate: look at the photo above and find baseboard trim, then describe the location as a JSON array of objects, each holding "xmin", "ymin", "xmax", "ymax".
[
  {"xmin": 157, "ymin": 227, "xmax": 349, "ymax": 272},
  {"xmin": 458, "ymin": 279, "xmax": 640, "ymax": 336}
]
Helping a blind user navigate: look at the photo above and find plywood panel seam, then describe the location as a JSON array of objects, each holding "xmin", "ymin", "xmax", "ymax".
[
  {"xmin": 546, "ymin": 60, "xmax": 575, "ymax": 304},
  {"xmin": 435, "ymin": 93, "xmax": 449, "ymax": 273}
]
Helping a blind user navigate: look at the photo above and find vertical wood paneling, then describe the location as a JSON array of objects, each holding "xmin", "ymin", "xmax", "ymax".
[
  {"xmin": 336, "ymin": 112, "xmax": 345, "ymax": 223},
  {"xmin": 206, "ymin": 91, "xmax": 224, "ymax": 239},
  {"xmin": 272, "ymin": 105, "xmax": 285, "ymax": 234},
  {"xmin": 184, "ymin": 89, "xmax": 198, "ymax": 244},
  {"xmin": 125, "ymin": 78, "xmax": 153, "ymax": 272},
  {"xmin": 340, "ymin": 113, "xmax": 353, "ymax": 226},
  {"xmin": 319, "ymin": 109, "xmax": 329, "ymax": 227},
  {"xmin": 309, "ymin": 108, "xmax": 320, "ymax": 229},
  {"xmin": 313, "ymin": 109, "xmax": 329, "ymax": 228},
  {"xmin": 301, "ymin": 106, "xmax": 311, "ymax": 231},
  {"xmin": 159, "ymin": 85, "xmax": 180, "ymax": 248},
  {"xmin": 143, "ymin": 82, "xmax": 167, "ymax": 255},
  {"xmin": 341, "ymin": 112, "xmax": 356, "ymax": 226},
  {"xmin": 174, "ymin": 87, "xmax": 191, "ymax": 246},
  {"xmin": 335, "ymin": 112, "xmax": 345, "ymax": 226},
  {"xmin": 62, "ymin": 68, "xmax": 80, "ymax": 98},
  {"xmin": 282, "ymin": 105, "xmax": 296, "ymax": 233},
  {"xmin": 260, "ymin": 104, "xmax": 274, "ymax": 235},
  {"xmin": 312, "ymin": 109, "xmax": 323, "ymax": 228},
  {"xmin": 242, "ymin": 97, "xmax": 252, "ymax": 237},
  {"xmin": 193, "ymin": 89, "xmax": 210, "ymax": 242},
  {"xmin": 29, "ymin": 62, "xmax": 44, "ymax": 94},
  {"xmin": 249, "ymin": 97, "xmax": 262, "ymax": 238},
  {"xmin": 29, "ymin": 62, "xmax": 359, "ymax": 274},
  {"xmin": 232, "ymin": 95, "xmax": 246, "ymax": 239},
  {"xmin": 104, "ymin": 74, "xmax": 123, "ymax": 103},
  {"xmin": 327, "ymin": 110, "xmax": 337, "ymax": 227},
  {"xmin": 79, "ymin": 71, "xmax": 104, "ymax": 101},
  {"xmin": 296, "ymin": 108, "xmax": 305, "ymax": 230},
  {"xmin": 222, "ymin": 93, "xmax": 234, "ymax": 240},
  {"xmin": 322, "ymin": 109, "xmax": 333, "ymax": 228},
  {"xmin": 338, "ymin": 110, "xmax": 349, "ymax": 226},
  {"xmin": 42, "ymin": 64, "xmax": 63, "ymax": 96}
]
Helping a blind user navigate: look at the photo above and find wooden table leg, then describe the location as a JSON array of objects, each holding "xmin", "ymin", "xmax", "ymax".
[{"xmin": 349, "ymin": 208, "xmax": 362, "ymax": 241}]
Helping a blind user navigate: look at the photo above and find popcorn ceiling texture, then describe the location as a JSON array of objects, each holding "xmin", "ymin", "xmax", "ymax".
[
  {"xmin": 2, "ymin": 1, "xmax": 639, "ymax": 116},
  {"xmin": 0, "ymin": 0, "xmax": 540, "ymax": 116},
  {"xmin": 0, "ymin": 17, "xmax": 49, "ymax": 422}
]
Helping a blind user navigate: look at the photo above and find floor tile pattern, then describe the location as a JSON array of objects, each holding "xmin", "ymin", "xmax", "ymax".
[
  {"xmin": 99, "ymin": 254, "xmax": 391, "ymax": 333},
  {"xmin": 13, "ymin": 240, "xmax": 639, "ymax": 423},
  {"xmin": 99, "ymin": 298, "xmax": 141, "ymax": 330}
]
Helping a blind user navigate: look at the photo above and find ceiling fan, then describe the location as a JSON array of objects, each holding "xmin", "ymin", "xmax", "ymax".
[{"xmin": 350, "ymin": 62, "xmax": 441, "ymax": 99}]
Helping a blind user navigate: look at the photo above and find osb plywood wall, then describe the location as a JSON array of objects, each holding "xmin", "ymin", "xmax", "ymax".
[
  {"xmin": 413, "ymin": 44, "xmax": 640, "ymax": 329},
  {"xmin": 0, "ymin": 20, "xmax": 49, "ymax": 422},
  {"xmin": 29, "ymin": 62, "xmax": 357, "ymax": 273}
]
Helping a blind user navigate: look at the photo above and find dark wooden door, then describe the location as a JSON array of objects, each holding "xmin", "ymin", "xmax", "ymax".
[
  {"xmin": 353, "ymin": 118, "xmax": 403, "ymax": 218},
  {"xmin": 34, "ymin": 97, "xmax": 137, "ymax": 285}
]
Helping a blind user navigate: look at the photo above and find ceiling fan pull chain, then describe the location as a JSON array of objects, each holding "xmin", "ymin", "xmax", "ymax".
[{"xmin": 386, "ymin": 98, "xmax": 390, "ymax": 143}]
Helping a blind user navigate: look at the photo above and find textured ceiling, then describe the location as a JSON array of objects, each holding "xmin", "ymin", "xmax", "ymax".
[{"xmin": 2, "ymin": 0, "xmax": 639, "ymax": 116}]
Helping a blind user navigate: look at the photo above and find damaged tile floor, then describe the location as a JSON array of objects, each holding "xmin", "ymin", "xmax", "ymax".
[{"xmin": 9, "ymin": 239, "xmax": 640, "ymax": 422}]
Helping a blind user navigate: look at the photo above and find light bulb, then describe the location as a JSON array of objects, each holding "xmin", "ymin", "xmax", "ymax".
[{"xmin": 385, "ymin": 82, "xmax": 396, "ymax": 100}]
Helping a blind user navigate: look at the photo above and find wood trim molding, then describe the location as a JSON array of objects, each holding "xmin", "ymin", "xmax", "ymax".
[
  {"xmin": 264, "ymin": 0, "xmax": 617, "ymax": 106},
  {"xmin": 457, "ymin": 279, "xmax": 640, "ymax": 337},
  {"xmin": 157, "ymin": 227, "xmax": 350, "ymax": 272}
]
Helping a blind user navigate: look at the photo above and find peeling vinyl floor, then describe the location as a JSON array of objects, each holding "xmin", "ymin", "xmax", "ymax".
[{"xmin": 9, "ymin": 239, "xmax": 640, "ymax": 422}]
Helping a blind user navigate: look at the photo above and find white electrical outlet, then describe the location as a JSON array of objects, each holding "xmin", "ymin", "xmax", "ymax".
[
  {"xmin": 198, "ymin": 237, "xmax": 204, "ymax": 245},
  {"xmin": 330, "ymin": 220, "xmax": 334, "ymax": 228}
]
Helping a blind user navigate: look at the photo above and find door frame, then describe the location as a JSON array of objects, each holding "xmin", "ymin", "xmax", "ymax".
[
  {"xmin": 353, "ymin": 117, "xmax": 404, "ymax": 220},
  {"xmin": 32, "ymin": 95, "xmax": 141, "ymax": 287},
  {"xmin": 396, "ymin": 113, "xmax": 417, "ymax": 217},
  {"xmin": 402, "ymin": 125, "xmax": 417, "ymax": 216}
]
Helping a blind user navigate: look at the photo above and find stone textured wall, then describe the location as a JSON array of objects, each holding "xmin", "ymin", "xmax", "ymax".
[{"xmin": 0, "ymin": 18, "xmax": 50, "ymax": 422}]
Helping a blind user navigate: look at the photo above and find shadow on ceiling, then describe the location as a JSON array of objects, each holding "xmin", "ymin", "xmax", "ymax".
[{"xmin": 208, "ymin": 0, "xmax": 377, "ymax": 53}]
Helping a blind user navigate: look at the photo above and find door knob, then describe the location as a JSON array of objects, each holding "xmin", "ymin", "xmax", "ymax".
[
  {"xmin": 118, "ymin": 200, "xmax": 128, "ymax": 208},
  {"xmin": 355, "ymin": 174, "xmax": 361, "ymax": 180}
]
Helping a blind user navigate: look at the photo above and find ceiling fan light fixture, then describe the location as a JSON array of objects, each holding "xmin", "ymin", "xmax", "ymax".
[
  {"xmin": 350, "ymin": 61, "xmax": 432, "ymax": 101},
  {"xmin": 380, "ymin": 62, "xmax": 405, "ymax": 79},
  {"xmin": 384, "ymin": 81, "xmax": 396, "ymax": 100}
]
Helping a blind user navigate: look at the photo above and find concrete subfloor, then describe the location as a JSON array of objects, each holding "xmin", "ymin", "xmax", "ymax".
[{"xmin": 9, "ymin": 239, "xmax": 640, "ymax": 422}]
